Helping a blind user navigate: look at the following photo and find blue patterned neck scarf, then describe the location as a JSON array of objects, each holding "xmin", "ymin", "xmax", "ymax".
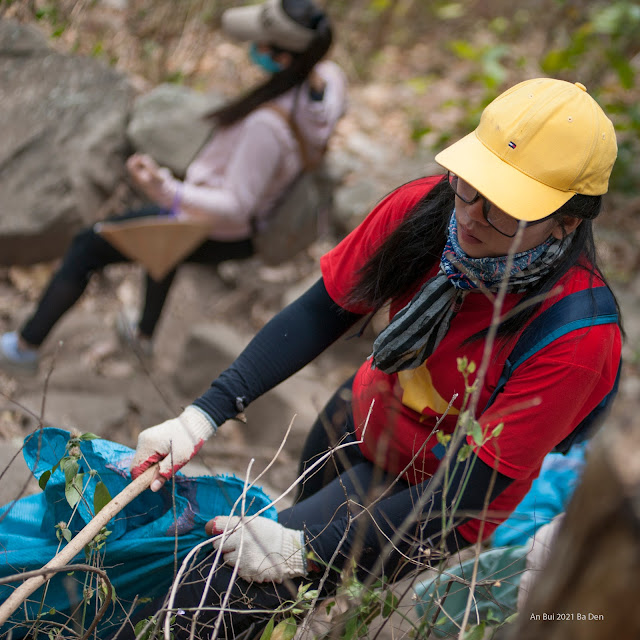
[{"xmin": 370, "ymin": 212, "xmax": 566, "ymax": 373}]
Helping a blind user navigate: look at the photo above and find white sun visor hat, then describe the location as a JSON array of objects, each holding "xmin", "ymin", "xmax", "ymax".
[{"xmin": 222, "ymin": 0, "xmax": 316, "ymax": 53}]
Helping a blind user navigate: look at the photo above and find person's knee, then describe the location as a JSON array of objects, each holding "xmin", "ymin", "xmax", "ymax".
[{"xmin": 58, "ymin": 225, "xmax": 109, "ymax": 278}]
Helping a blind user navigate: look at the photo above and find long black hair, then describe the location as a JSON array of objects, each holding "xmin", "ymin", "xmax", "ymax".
[
  {"xmin": 347, "ymin": 175, "xmax": 624, "ymax": 340},
  {"xmin": 208, "ymin": 2, "xmax": 332, "ymax": 127}
]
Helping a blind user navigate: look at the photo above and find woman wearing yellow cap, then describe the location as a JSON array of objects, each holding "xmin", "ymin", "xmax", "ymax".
[
  {"xmin": 0, "ymin": 0, "xmax": 346, "ymax": 370},
  {"xmin": 123, "ymin": 78, "xmax": 621, "ymax": 637}
]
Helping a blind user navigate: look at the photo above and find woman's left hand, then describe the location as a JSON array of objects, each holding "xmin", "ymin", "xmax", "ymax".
[{"xmin": 207, "ymin": 515, "xmax": 308, "ymax": 583}]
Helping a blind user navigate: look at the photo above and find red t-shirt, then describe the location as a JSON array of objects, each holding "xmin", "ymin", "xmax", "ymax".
[{"xmin": 320, "ymin": 176, "xmax": 621, "ymax": 543}]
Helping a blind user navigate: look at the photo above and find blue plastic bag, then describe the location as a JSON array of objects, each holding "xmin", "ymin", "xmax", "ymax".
[
  {"xmin": 492, "ymin": 443, "xmax": 586, "ymax": 547},
  {"xmin": 414, "ymin": 546, "xmax": 528, "ymax": 637},
  {"xmin": 0, "ymin": 428, "xmax": 276, "ymax": 637}
]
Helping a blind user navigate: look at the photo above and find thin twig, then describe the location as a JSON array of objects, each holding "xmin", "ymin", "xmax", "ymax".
[
  {"xmin": 0, "ymin": 465, "xmax": 158, "ymax": 624},
  {"xmin": 0, "ymin": 563, "xmax": 114, "ymax": 639},
  {"xmin": 455, "ymin": 224, "xmax": 525, "ymax": 639},
  {"xmin": 162, "ymin": 407, "xmax": 375, "ymax": 639}
]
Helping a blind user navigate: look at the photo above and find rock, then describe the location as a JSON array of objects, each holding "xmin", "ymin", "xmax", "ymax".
[
  {"xmin": 0, "ymin": 439, "xmax": 39, "ymax": 507},
  {"xmin": 333, "ymin": 177, "xmax": 387, "ymax": 232},
  {"xmin": 7, "ymin": 390, "xmax": 129, "ymax": 437},
  {"xmin": 0, "ymin": 20, "xmax": 134, "ymax": 265},
  {"xmin": 173, "ymin": 322, "xmax": 333, "ymax": 451},
  {"xmin": 127, "ymin": 83, "xmax": 226, "ymax": 178}
]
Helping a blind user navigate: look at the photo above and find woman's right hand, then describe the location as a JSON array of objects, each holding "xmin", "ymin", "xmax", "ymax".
[
  {"xmin": 130, "ymin": 405, "xmax": 217, "ymax": 491},
  {"xmin": 126, "ymin": 153, "xmax": 175, "ymax": 206}
]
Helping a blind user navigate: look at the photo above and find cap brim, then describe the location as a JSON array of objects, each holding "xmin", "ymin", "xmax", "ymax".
[
  {"xmin": 435, "ymin": 131, "xmax": 573, "ymax": 221},
  {"xmin": 221, "ymin": 5, "xmax": 265, "ymax": 44}
]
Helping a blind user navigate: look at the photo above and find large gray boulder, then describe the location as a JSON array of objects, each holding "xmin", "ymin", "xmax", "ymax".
[
  {"xmin": 0, "ymin": 20, "xmax": 134, "ymax": 265},
  {"xmin": 127, "ymin": 83, "xmax": 225, "ymax": 178}
]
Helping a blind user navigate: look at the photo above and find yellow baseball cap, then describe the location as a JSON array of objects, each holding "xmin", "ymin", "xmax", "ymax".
[{"xmin": 435, "ymin": 78, "xmax": 618, "ymax": 221}]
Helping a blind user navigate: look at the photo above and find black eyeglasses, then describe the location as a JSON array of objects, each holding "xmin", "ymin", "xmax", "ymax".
[{"xmin": 447, "ymin": 172, "xmax": 550, "ymax": 238}]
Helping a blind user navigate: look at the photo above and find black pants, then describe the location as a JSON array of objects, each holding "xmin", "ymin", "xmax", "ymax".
[
  {"xmin": 113, "ymin": 378, "xmax": 464, "ymax": 639},
  {"xmin": 20, "ymin": 205, "xmax": 254, "ymax": 346}
]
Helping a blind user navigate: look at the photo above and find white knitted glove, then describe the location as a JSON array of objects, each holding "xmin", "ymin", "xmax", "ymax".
[
  {"xmin": 130, "ymin": 406, "xmax": 216, "ymax": 480},
  {"xmin": 209, "ymin": 515, "xmax": 307, "ymax": 583}
]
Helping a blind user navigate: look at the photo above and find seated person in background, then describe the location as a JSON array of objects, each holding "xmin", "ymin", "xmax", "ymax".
[{"xmin": 0, "ymin": 0, "xmax": 346, "ymax": 372}]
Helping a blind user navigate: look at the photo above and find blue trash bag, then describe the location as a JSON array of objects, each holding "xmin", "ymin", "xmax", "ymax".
[
  {"xmin": 0, "ymin": 428, "xmax": 276, "ymax": 637},
  {"xmin": 414, "ymin": 546, "xmax": 528, "ymax": 638},
  {"xmin": 491, "ymin": 443, "xmax": 587, "ymax": 548}
]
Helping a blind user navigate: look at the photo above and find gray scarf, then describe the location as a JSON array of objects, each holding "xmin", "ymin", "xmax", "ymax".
[{"xmin": 370, "ymin": 214, "xmax": 567, "ymax": 374}]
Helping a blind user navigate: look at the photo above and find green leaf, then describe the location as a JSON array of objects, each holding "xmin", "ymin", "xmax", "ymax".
[
  {"xmin": 371, "ymin": 0, "xmax": 391, "ymax": 11},
  {"xmin": 271, "ymin": 617, "xmax": 297, "ymax": 640},
  {"xmin": 607, "ymin": 50, "xmax": 635, "ymax": 89},
  {"xmin": 463, "ymin": 621, "xmax": 486, "ymax": 640},
  {"xmin": 436, "ymin": 3, "xmax": 465, "ymax": 20},
  {"xmin": 486, "ymin": 608, "xmax": 500, "ymax": 622},
  {"xmin": 342, "ymin": 575, "xmax": 364, "ymax": 600},
  {"xmin": 62, "ymin": 528, "xmax": 72, "ymax": 543},
  {"xmin": 504, "ymin": 612, "xmax": 519, "ymax": 624},
  {"xmin": 470, "ymin": 421, "xmax": 484, "ymax": 446},
  {"xmin": 79, "ymin": 432, "xmax": 100, "ymax": 441},
  {"xmin": 341, "ymin": 615, "xmax": 359, "ymax": 640},
  {"xmin": 449, "ymin": 40, "xmax": 479, "ymax": 61},
  {"xmin": 491, "ymin": 422, "xmax": 504, "ymax": 438},
  {"xmin": 541, "ymin": 48, "xmax": 573, "ymax": 74},
  {"xmin": 305, "ymin": 589, "xmax": 319, "ymax": 601},
  {"xmin": 93, "ymin": 481, "xmax": 112, "ymax": 515},
  {"xmin": 61, "ymin": 457, "xmax": 79, "ymax": 487},
  {"xmin": 436, "ymin": 431, "xmax": 451, "ymax": 446},
  {"xmin": 39, "ymin": 469, "xmax": 52, "ymax": 491},
  {"xmin": 65, "ymin": 473, "xmax": 84, "ymax": 508},
  {"xmin": 382, "ymin": 589, "xmax": 399, "ymax": 618},
  {"xmin": 457, "ymin": 443, "xmax": 473, "ymax": 462},
  {"xmin": 259, "ymin": 616, "xmax": 275, "ymax": 640},
  {"xmin": 134, "ymin": 616, "xmax": 158, "ymax": 640}
]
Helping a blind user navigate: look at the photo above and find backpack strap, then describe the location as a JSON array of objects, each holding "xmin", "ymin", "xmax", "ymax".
[
  {"xmin": 263, "ymin": 103, "xmax": 313, "ymax": 171},
  {"xmin": 483, "ymin": 286, "xmax": 620, "ymax": 453},
  {"xmin": 264, "ymin": 87, "xmax": 328, "ymax": 172}
]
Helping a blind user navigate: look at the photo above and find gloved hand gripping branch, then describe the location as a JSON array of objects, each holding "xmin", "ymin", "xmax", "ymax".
[{"xmin": 130, "ymin": 406, "xmax": 217, "ymax": 483}]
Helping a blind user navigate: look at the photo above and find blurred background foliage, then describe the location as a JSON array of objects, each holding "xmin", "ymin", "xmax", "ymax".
[{"xmin": 2, "ymin": 0, "xmax": 639, "ymax": 192}]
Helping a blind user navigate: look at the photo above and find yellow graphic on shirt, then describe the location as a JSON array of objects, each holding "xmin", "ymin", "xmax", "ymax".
[{"xmin": 397, "ymin": 365, "xmax": 459, "ymax": 416}]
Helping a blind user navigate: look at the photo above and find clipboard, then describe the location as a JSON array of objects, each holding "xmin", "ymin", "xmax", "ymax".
[{"xmin": 95, "ymin": 217, "xmax": 211, "ymax": 281}]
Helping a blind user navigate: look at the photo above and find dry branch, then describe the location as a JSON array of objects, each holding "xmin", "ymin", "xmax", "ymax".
[{"xmin": 0, "ymin": 465, "xmax": 158, "ymax": 624}]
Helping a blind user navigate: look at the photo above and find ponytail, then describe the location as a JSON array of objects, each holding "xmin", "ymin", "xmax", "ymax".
[{"xmin": 208, "ymin": 12, "xmax": 332, "ymax": 127}]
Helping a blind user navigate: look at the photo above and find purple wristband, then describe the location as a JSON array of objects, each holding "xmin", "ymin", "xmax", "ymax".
[{"xmin": 169, "ymin": 183, "xmax": 183, "ymax": 217}]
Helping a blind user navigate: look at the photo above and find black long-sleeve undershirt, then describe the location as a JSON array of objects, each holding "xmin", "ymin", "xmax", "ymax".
[
  {"xmin": 194, "ymin": 277, "xmax": 515, "ymax": 574},
  {"xmin": 192, "ymin": 278, "xmax": 364, "ymax": 426}
]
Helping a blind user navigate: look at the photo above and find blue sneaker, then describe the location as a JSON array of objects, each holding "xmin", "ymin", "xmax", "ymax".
[{"xmin": 0, "ymin": 332, "xmax": 39, "ymax": 374}]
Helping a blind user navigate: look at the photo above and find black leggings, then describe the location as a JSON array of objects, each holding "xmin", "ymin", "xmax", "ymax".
[
  {"xmin": 20, "ymin": 205, "xmax": 254, "ymax": 346},
  {"xmin": 114, "ymin": 378, "xmax": 466, "ymax": 639}
]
